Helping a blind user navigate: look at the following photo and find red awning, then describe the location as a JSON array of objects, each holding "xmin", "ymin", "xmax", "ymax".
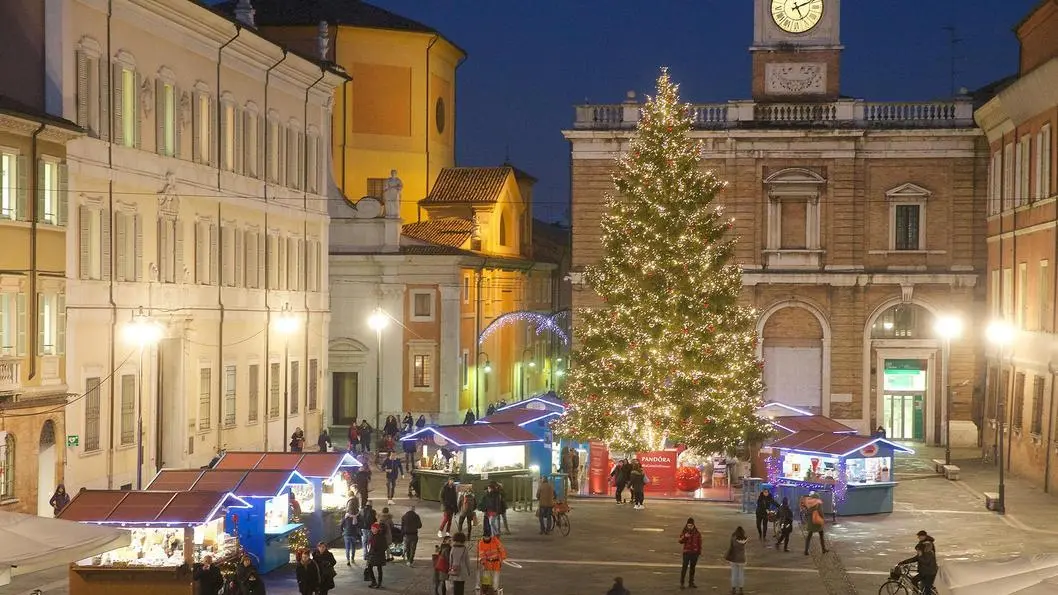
[
  {"xmin": 58, "ymin": 490, "xmax": 248, "ymax": 527},
  {"xmin": 769, "ymin": 431, "xmax": 914, "ymax": 457},
  {"xmin": 401, "ymin": 423, "xmax": 542, "ymax": 447},
  {"xmin": 213, "ymin": 452, "xmax": 360, "ymax": 478},
  {"xmin": 147, "ymin": 469, "xmax": 306, "ymax": 498},
  {"xmin": 771, "ymin": 415, "xmax": 856, "ymax": 434}
]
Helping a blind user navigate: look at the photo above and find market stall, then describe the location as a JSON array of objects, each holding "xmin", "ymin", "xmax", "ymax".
[
  {"xmin": 752, "ymin": 415, "xmax": 857, "ymax": 477},
  {"xmin": 479, "ymin": 408, "xmax": 564, "ymax": 477},
  {"xmin": 57, "ymin": 489, "xmax": 250, "ymax": 595},
  {"xmin": 764, "ymin": 430, "xmax": 914, "ymax": 516},
  {"xmin": 400, "ymin": 423, "xmax": 543, "ymax": 502},
  {"xmin": 212, "ymin": 451, "xmax": 362, "ymax": 545},
  {"xmin": 0, "ymin": 511, "xmax": 130, "ymax": 586},
  {"xmin": 147, "ymin": 469, "xmax": 309, "ymax": 573},
  {"xmin": 495, "ymin": 392, "xmax": 567, "ymax": 416}
]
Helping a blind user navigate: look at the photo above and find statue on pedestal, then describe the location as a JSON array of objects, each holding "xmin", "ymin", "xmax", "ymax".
[{"xmin": 382, "ymin": 170, "xmax": 402, "ymax": 219}]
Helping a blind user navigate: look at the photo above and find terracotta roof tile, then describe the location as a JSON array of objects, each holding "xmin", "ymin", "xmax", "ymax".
[
  {"xmin": 771, "ymin": 416, "xmax": 857, "ymax": 434},
  {"xmin": 770, "ymin": 431, "xmax": 914, "ymax": 457},
  {"xmin": 214, "ymin": 452, "xmax": 266, "ymax": 470},
  {"xmin": 402, "ymin": 217, "xmax": 473, "ymax": 248},
  {"xmin": 420, "ymin": 167, "xmax": 513, "ymax": 205},
  {"xmin": 146, "ymin": 469, "xmax": 204, "ymax": 491},
  {"xmin": 399, "ymin": 245, "xmax": 474, "ymax": 256},
  {"xmin": 401, "ymin": 423, "xmax": 542, "ymax": 447},
  {"xmin": 60, "ymin": 490, "xmax": 241, "ymax": 526},
  {"xmin": 480, "ymin": 409, "xmax": 562, "ymax": 427}
]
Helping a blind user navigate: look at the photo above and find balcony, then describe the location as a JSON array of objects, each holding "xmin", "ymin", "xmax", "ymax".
[
  {"xmin": 572, "ymin": 96, "xmax": 976, "ymax": 130},
  {"xmin": 0, "ymin": 356, "xmax": 22, "ymax": 394}
]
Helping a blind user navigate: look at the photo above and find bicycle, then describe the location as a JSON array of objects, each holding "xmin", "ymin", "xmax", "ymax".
[
  {"xmin": 878, "ymin": 564, "xmax": 937, "ymax": 595},
  {"xmin": 551, "ymin": 501, "xmax": 571, "ymax": 536}
]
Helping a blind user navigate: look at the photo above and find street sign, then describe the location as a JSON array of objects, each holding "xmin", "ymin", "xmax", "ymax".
[{"xmin": 66, "ymin": 435, "xmax": 79, "ymax": 447}]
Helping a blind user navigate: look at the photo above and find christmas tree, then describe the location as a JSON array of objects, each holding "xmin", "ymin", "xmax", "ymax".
[{"xmin": 556, "ymin": 69, "xmax": 769, "ymax": 454}]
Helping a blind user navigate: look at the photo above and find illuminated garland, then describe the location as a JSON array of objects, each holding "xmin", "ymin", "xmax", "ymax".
[
  {"xmin": 766, "ymin": 454, "xmax": 848, "ymax": 504},
  {"xmin": 478, "ymin": 310, "xmax": 571, "ymax": 346}
]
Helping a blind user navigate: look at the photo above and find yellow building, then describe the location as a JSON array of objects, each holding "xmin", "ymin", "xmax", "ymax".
[
  {"xmin": 0, "ymin": 96, "xmax": 80, "ymax": 515},
  {"xmin": 251, "ymin": 0, "xmax": 465, "ymax": 223}
]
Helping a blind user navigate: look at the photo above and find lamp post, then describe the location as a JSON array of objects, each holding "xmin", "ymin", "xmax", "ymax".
[
  {"xmin": 934, "ymin": 314, "xmax": 963, "ymax": 466},
  {"xmin": 987, "ymin": 320, "xmax": 1014, "ymax": 514},
  {"xmin": 123, "ymin": 307, "xmax": 163, "ymax": 490},
  {"xmin": 275, "ymin": 304, "xmax": 298, "ymax": 452},
  {"xmin": 476, "ymin": 350, "xmax": 490, "ymax": 419},
  {"xmin": 367, "ymin": 308, "xmax": 389, "ymax": 431}
]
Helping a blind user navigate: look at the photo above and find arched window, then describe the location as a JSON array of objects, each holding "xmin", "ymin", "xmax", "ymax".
[
  {"xmin": 498, "ymin": 211, "xmax": 509, "ymax": 247},
  {"xmin": 1, "ymin": 434, "xmax": 14, "ymax": 498},
  {"xmin": 870, "ymin": 304, "xmax": 934, "ymax": 339}
]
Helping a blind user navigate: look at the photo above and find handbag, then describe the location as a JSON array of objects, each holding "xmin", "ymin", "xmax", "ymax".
[{"xmin": 362, "ymin": 567, "xmax": 372, "ymax": 582}]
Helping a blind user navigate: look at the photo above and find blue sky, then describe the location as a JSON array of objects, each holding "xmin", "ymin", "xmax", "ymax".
[{"xmin": 369, "ymin": 0, "xmax": 1038, "ymax": 223}]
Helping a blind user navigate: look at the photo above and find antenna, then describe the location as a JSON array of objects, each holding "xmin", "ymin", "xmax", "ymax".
[
  {"xmin": 504, "ymin": 144, "xmax": 511, "ymax": 164},
  {"xmin": 943, "ymin": 24, "xmax": 962, "ymax": 97}
]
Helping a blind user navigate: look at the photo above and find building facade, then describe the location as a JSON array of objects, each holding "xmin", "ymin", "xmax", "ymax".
[
  {"xmin": 564, "ymin": 0, "xmax": 987, "ymax": 443},
  {"xmin": 0, "ymin": 97, "xmax": 80, "ymax": 515},
  {"xmin": 976, "ymin": 0, "xmax": 1058, "ymax": 490},
  {"xmin": 0, "ymin": 0, "xmax": 346, "ymax": 491}
]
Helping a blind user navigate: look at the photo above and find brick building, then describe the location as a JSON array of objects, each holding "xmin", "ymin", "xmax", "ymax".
[
  {"xmin": 975, "ymin": 0, "xmax": 1058, "ymax": 489},
  {"xmin": 563, "ymin": 0, "xmax": 987, "ymax": 444}
]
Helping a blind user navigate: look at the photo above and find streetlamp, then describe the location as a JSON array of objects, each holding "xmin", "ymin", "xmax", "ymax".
[
  {"xmin": 367, "ymin": 308, "xmax": 389, "ymax": 431},
  {"xmin": 986, "ymin": 320, "xmax": 1014, "ymax": 514},
  {"xmin": 476, "ymin": 350, "xmax": 490, "ymax": 419},
  {"xmin": 934, "ymin": 314, "xmax": 963, "ymax": 465},
  {"xmin": 275, "ymin": 304, "xmax": 299, "ymax": 452},
  {"xmin": 123, "ymin": 307, "xmax": 163, "ymax": 490}
]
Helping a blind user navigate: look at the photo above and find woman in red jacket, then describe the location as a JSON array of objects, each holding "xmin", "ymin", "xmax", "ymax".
[{"xmin": 678, "ymin": 517, "xmax": 702, "ymax": 589}]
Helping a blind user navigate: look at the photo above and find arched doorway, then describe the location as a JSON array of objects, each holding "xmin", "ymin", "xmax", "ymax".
[
  {"xmin": 760, "ymin": 305, "xmax": 827, "ymax": 413},
  {"xmin": 869, "ymin": 303, "xmax": 937, "ymax": 442},
  {"xmin": 37, "ymin": 420, "xmax": 56, "ymax": 516}
]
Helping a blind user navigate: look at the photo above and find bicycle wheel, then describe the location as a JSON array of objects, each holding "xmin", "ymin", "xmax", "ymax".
[
  {"xmin": 878, "ymin": 580, "xmax": 910, "ymax": 595},
  {"xmin": 556, "ymin": 512, "xmax": 571, "ymax": 536}
]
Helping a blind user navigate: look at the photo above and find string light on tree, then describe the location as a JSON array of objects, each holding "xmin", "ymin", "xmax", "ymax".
[{"xmin": 555, "ymin": 68, "xmax": 769, "ymax": 453}]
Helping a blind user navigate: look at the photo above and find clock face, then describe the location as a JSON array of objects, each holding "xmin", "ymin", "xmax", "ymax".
[{"xmin": 771, "ymin": 0, "xmax": 824, "ymax": 34}]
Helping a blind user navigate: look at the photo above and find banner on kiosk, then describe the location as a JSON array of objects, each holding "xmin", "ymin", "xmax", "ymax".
[
  {"xmin": 588, "ymin": 441, "xmax": 610, "ymax": 495},
  {"xmin": 636, "ymin": 450, "xmax": 677, "ymax": 493}
]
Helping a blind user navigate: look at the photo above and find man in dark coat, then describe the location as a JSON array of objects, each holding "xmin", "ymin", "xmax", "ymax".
[
  {"xmin": 900, "ymin": 530, "xmax": 938, "ymax": 594},
  {"xmin": 401, "ymin": 506, "xmax": 423, "ymax": 566},
  {"xmin": 193, "ymin": 556, "xmax": 224, "ymax": 595},
  {"xmin": 438, "ymin": 477, "xmax": 458, "ymax": 537},
  {"xmin": 611, "ymin": 459, "xmax": 630, "ymax": 504}
]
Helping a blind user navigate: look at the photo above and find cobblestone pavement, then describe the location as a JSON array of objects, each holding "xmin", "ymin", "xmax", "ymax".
[{"xmin": 9, "ymin": 446, "xmax": 1058, "ymax": 595}]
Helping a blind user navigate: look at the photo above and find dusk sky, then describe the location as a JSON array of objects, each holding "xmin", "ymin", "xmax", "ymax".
[{"xmin": 368, "ymin": 0, "xmax": 1038, "ymax": 224}]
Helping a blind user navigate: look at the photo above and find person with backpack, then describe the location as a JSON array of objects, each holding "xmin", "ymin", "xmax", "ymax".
[
  {"xmin": 432, "ymin": 536, "xmax": 453, "ymax": 595},
  {"xmin": 446, "ymin": 532, "xmax": 472, "ymax": 595},
  {"xmin": 774, "ymin": 497, "xmax": 794, "ymax": 552},
  {"xmin": 802, "ymin": 491, "xmax": 828, "ymax": 555},
  {"xmin": 725, "ymin": 526, "xmax": 749, "ymax": 595},
  {"xmin": 678, "ymin": 517, "xmax": 702, "ymax": 589},
  {"xmin": 340, "ymin": 511, "xmax": 359, "ymax": 565},
  {"xmin": 456, "ymin": 485, "xmax": 478, "ymax": 540}
]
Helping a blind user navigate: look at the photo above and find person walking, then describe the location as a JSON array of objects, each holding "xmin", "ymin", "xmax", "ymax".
[
  {"xmin": 447, "ymin": 532, "xmax": 472, "ymax": 595},
  {"xmin": 49, "ymin": 484, "xmax": 71, "ymax": 517},
  {"xmin": 416, "ymin": 414, "xmax": 427, "ymax": 429},
  {"xmin": 432, "ymin": 536, "xmax": 452, "ymax": 595},
  {"xmin": 536, "ymin": 476, "xmax": 555, "ymax": 535},
  {"xmin": 348, "ymin": 424, "xmax": 360, "ymax": 453},
  {"xmin": 607, "ymin": 577, "xmax": 631, "ymax": 595},
  {"xmin": 439, "ymin": 477, "xmax": 458, "ymax": 537},
  {"xmin": 775, "ymin": 497, "xmax": 794, "ymax": 552},
  {"xmin": 359, "ymin": 420, "xmax": 373, "ymax": 453},
  {"xmin": 402, "ymin": 412, "xmax": 414, "ymax": 434},
  {"xmin": 340, "ymin": 511, "xmax": 359, "ymax": 565},
  {"xmin": 357, "ymin": 502, "xmax": 377, "ymax": 561},
  {"xmin": 462, "ymin": 409, "xmax": 476, "ymax": 425},
  {"xmin": 611, "ymin": 459, "xmax": 630, "ymax": 504},
  {"xmin": 317, "ymin": 430, "xmax": 332, "ymax": 452},
  {"xmin": 378, "ymin": 507, "xmax": 395, "ymax": 562},
  {"xmin": 755, "ymin": 488, "xmax": 777, "ymax": 541},
  {"xmin": 456, "ymin": 485, "xmax": 477, "ymax": 540},
  {"xmin": 569, "ymin": 448, "xmax": 581, "ymax": 493},
  {"xmin": 354, "ymin": 464, "xmax": 372, "ymax": 509},
  {"xmin": 365, "ymin": 523, "xmax": 388, "ymax": 589},
  {"xmin": 802, "ymin": 491, "xmax": 828, "ymax": 555},
  {"xmin": 382, "ymin": 453, "xmax": 404, "ymax": 505},
  {"xmin": 724, "ymin": 526, "xmax": 748, "ymax": 595},
  {"xmin": 192, "ymin": 556, "xmax": 224, "ymax": 595},
  {"xmin": 312, "ymin": 543, "xmax": 337, "ymax": 595},
  {"xmin": 628, "ymin": 460, "xmax": 647, "ymax": 509},
  {"xmin": 899, "ymin": 530, "xmax": 938, "ymax": 595},
  {"xmin": 481, "ymin": 483, "xmax": 504, "ymax": 537},
  {"xmin": 401, "ymin": 506, "xmax": 422, "ymax": 566},
  {"xmin": 383, "ymin": 415, "xmax": 400, "ymax": 439},
  {"xmin": 678, "ymin": 517, "xmax": 702, "ymax": 589},
  {"xmin": 497, "ymin": 482, "xmax": 511, "ymax": 534},
  {"xmin": 477, "ymin": 533, "xmax": 507, "ymax": 593},
  {"xmin": 403, "ymin": 436, "xmax": 418, "ymax": 472},
  {"xmin": 294, "ymin": 550, "xmax": 321, "ymax": 595},
  {"xmin": 236, "ymin": 555, "xmax": 266, "ymax": 595}
]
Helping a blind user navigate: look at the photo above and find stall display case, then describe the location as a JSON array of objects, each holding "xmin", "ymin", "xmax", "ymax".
[
  {"xmin": 401, "ymin": 423, "xmax": 543, "ymax": 502},
  {"xmin": 58, "ymin": 490, "xmax": 250, "ymax": 595},
  {"xmin": 479, "ymin": 408, "xmax": 564, "ymax": 477},
  {"xmin": 765, "ymin": 430, "xmax": 913, "ymax": 516}
]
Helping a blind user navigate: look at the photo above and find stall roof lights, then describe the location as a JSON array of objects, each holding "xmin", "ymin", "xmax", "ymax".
[
  {"xmin": 781, "ymin": 441, "xmax": 915, "ymax": 460},
  {"xmin": 495, "ymin": 395, "xmax": 567, "ymax": 413},
  {"xmin": 772, "ymin": 421, "xmax": 856, "ymax": 435},
  {"xmin": 478, "ymin": 409, "xmax": 564, "ymax": 427},
  {"xmin": 400, "ymin": 424, "xmax": 544, "ymax": 447},
  {"xmin": 756, "ymin": 402, "xmax": 815, "ymax": 417}
]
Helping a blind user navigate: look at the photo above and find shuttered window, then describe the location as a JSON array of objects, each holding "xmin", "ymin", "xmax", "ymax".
[
  {"xmin": 308, "ymin": 359, "xmax": 318, "ymax": 411},
  {"xmin": 289, "ymin": 360, "xmax": 300, "ymax": 415},
  {"xmin": 114, "ymin": 211, "xmax": 142, "ymax": 282},
  {"xmin": 224, "ymin": 365, "xmax": 236, "ymax": 427},
  {"xmin": 120, "ymin": 374, "xmax": 135, "ymax": 445},
  {"xmin": 199, "ymin": 367, "xmax": 212, "ymax": 431},
  {"xmin": 85, "ymin": 377, "xmax": 102, "ymax": 451},
  {"xmin": 0, "ymin": 152, "xmax": 27, "ymax": 221},
  {"xmin": 36, "ymin": 159, "xmax": 67, "ymax": 226},
  {"xmin": 269, "ymin": 362, "xmax": 280, "ymax": 418},
  {"xmin": 248, "ymin": 364, "xmax": 260, "ymax": 423}
]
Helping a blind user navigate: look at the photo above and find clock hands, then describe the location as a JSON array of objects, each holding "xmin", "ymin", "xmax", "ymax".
[{"xmin": 789, "ymin": 0, "xmax": 820, "ymax": 19}]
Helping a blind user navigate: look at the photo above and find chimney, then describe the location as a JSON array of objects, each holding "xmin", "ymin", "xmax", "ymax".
[
  {"xmin": 235, "ymin": 0, "xmax": 255, "ymax": 27},
  {"xmin": 318, "ymin": 21, "xmax": 330, "ymax": 61}
]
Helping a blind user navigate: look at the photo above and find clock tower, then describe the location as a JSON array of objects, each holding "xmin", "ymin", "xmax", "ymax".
[{"xmin": 751, "ymin": 0, "xmax": 842, "ymax": 101}]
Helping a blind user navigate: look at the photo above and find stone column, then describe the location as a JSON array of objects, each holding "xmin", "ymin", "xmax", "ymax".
[
  {"xmin": 379, "ymin": 285, "xmax": 405, "ymax": 423},
  {"xmin": 439, "ymin": 284, "xmax": 462, "ymax": 420}
]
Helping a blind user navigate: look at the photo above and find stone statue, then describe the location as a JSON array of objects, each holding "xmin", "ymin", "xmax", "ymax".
[{"xmin": 382, "ymin": 169, "xmax": 402, "ymax": 219}]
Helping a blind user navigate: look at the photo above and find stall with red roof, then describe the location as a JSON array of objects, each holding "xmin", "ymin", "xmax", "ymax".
[
  {"xmin": 400, "ymin": 423, "xmax": 544, "ymax": 502},
  {"xmin": 57, "ymin": 489, "xmax": 250, "ymax": 595}
]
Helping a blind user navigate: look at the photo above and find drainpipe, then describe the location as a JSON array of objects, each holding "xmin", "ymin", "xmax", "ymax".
[
  {"xmin": 215, "ymin": 25, "xmax": 240, "ymax": 456},
  {"xmin": 263, "ymin": 49, "xmax": 288, "ymax": 450},
  {"xmin": 105, "ymin": 0, "xmax": 117, "ymax": 489},
  {"xmin": 303, "ymin": 66, "xmax": 325, "ymax": 433},
  {"xmin": 1047, "ymin": 363, "xmax": 1056, "ymax": 493},
  {"xmin": 473, "ymin": 260, "xmax": 487, "ymax": 418},
  {"xmin": 28, "ymin": 122, "xmax": 45, "ymax": 381},
  {"xmin": 422, "ymin": 35, "xmax": 438, "ymax": 224}
]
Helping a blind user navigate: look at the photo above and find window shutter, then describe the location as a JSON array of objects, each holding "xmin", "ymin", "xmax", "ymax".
[
  {"xmin": 57, "ymin": 294, "xmax": 66, "ymax": 356},
  {"xmin": 209, "ymin": 222, "xmax": 218, "ymax": 286},
  {"xmin": 174, "ymin": 219, "xmax": 184, "ymax": 282},
  {"xmin": 316, "ymin": 136, "xmax": 324, "ymax": 195},
  {"xmin": 133, "ymin": 71, "xmax": 142, "ymax": 149},
  {"xmin": 37, "ymin": 293, "xmax": 45, "ymax": 356},
  {"xmin": 192, "ymin": 92, "xmax": 201, "ymax": 163},
  {"xmin": 209, "ymin": 97, "xmax": 217, "ymax": 167},
  {"xmin": 158, "ymin": 219, "xmax": 168, "ymax": 283},
  {"xmin": 112, "ymin": 63, "xmax": 124, "ymax": 146},
  {"xmin": 134, "ymin": 213, "xmax": 143, "ymax": 281},
  {"xmin": 278, "ymin": 125, "xmax": 287, "ymax": 186},
  {"xmin": 246, "ymin": 231, "xmax": 256, "ymax": 288},
  {"xmin": 101, "ymin": 209, "xmax": 112, "ymax": 281},
  {"xmin": 76, "ymin": 50, "xmax": 89, "ymax": 127},
  {"xmin": 298, "ymin": 131, "xmax": 305, "ymax": 190},
  {"xmin": 266, "ymin": 234, "xmax": 275, "ymax": 289},
  {"xmin": 234, "ymin": 227, "xmax": 244, "ymax": 287},
  {"xmin": 16, "ymin": 156, "xmax": 28, "ymax": 221},
  {"xmin": 307, "ymin": 240, "xmax": 317, "ymax": 292},
  {"xmin": 222, "ymin": 226, "xmax": 233, "ymax": 286},
  {"xmin": 156, "ymin": 78, "xmax": 165, "ymax": 154},
  {"xmin": 79, "ymin": 206, "xmax": 91, "ymax": 279},
  {"xmin": 220, "ymin": 102, "xmax": 229, "ymax": 170},
  {"xmin": 36, "ymin": 158, "xmax": 45, "ymax": 223},
  {"xmin": 278, "ymin": 236, "xmax": 287, "ymax": 290},
  {"xmin": 195, "ymin": 221, "xmax": 206, "ymax": 284},
  {"xmin": 99, "ymin": 60, "xmax": 111, "ymax": 142},
  {"xmin": 173, "ymin": 85, "xmax": 182, "ymax": 159},
  {"xmin": 257, "ymin": 232, "xmax": 265, "ymax": 289},
  {"xmin": 258, "ymin": 117, "xmax": 266, "ymax": 181},
  {"xmin": 57, "ymin": 163, "xmax": 68, "ymax": 226},
  {"xmin": 234, "ymin": 107, "xmax": 244, "ymax": 175},
  {"xmin": 115, "ymin": 211, "xmax": 127, "ymax": 281},
  {"xmin": 15, "ymin": 293, "xmax": 26, "ymax": 356}
]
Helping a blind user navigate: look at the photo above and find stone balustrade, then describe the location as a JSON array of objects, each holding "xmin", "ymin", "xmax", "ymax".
[
  {"xmin": 0, "ymin": 356, "xmax": 21, "ymax": 394},
  {"xmin": 573, "ymin": 97, "xmax": 976, "ymax": 130}
]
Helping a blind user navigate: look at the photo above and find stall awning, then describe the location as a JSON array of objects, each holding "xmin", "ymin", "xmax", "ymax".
[
  {"xmin": 755, "ymin": 402, "xmax": 815, "ymax": 419},
  {"xmin": 0, "ymin": 511, "xmax": 130, "ymax": 585},
  {"xmin": 496, "ymin": 392, "xmax": 566, "ymax": 414},
  {"xmin": 401, "ymin": 423, "xmax": 543, "ymax": 447},
  {"xmin": 213, "ymin": 451, "xmax": 361, "ymax": 477},
  {"xmin": 769, "ymin": 431, "xmax": 915, "ymax": 457},
  {"xmin": 58, "ymin": 490, "xmax": 251, "ymax": 527},
  {"xmin": 771, "ymin": 415, "xmax": 857, "ymax": 435},
  {"xmin": 147, "ymin": 469, "xmax": 309, "ymax": 498},
  {"xmin": 478, "ymin": 408, "xmax": 563, "ymax": 427}
]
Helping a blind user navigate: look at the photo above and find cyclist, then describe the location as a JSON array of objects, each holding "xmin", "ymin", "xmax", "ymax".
[{"xmin": 898, "ymin": 530, "xmax": 938, "ymax": 594}]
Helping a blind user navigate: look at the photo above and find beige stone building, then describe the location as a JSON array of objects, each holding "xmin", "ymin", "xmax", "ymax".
[
  {"xmin": 563, "ymin": 0, "xmax": 987, "ymax": 444},
  {"xmin": 0, "ymin": 0, "xmax": 346, "ymax": 491}
]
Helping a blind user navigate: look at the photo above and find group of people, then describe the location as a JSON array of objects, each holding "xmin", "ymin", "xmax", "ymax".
[
  {"xmin": 193, "ymin": 554, "xmax": 268, "ymax": 595},
  {"xmin": 610, "ymin": 458, "xmax": 649, "ymax": 509},
  {"xmin": 438, "ymin": 478, "xmax": 511, "ymax": 540}
]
